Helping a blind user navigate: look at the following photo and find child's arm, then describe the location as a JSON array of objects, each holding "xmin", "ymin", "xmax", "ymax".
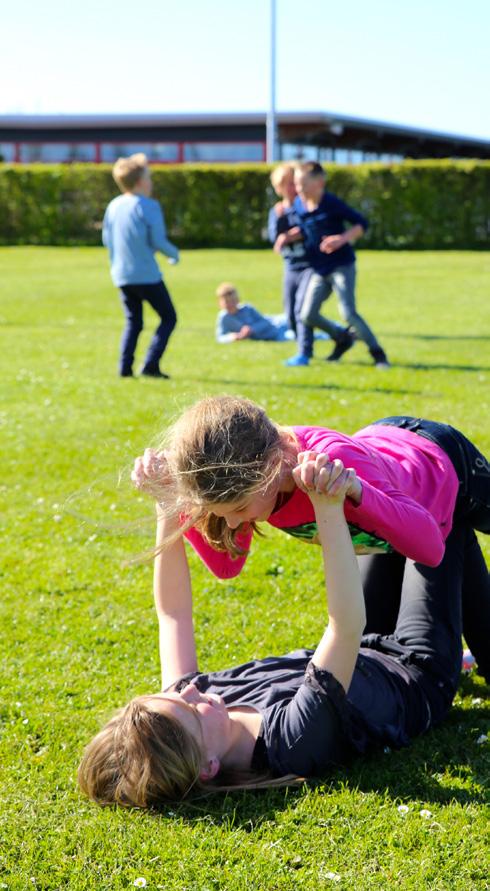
[
  {"xmin": 146, "ymin": 202, "xmax": 179, "ymax": 262},
  {"xmin": 154, "ymin": 508, "xmax": 198, "ymax": 689},
  {"xmin": 293, "ymin": 453, "xmax": 365, "ymax": 692},
  {"xmin": 132, "ymin": 449, "xmax": 254, "ymax": 580},
  {"xmin": 101, "ymin": 208, "xmax": 112, "ymax": 250},
  {"xmin": 183, "ymin": 525, "xmax": 252, "ymax": 578},
  {"xmin": 319, "ymin": 194, "xmax": 368, "ymax": 254}
]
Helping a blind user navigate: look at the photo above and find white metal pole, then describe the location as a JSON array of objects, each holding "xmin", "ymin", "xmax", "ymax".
[{"xmin": 266, "ymin": 0, "xmax": 277, "ymax": 163}]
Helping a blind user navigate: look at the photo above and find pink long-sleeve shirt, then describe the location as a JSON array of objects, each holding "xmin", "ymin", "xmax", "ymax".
[{"xmin": 184, "ymin": 423, "xmax": 460, "ymax": 578}]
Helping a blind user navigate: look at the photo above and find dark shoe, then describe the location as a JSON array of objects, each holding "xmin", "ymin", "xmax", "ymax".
[
  {"xmin": 120, "ymin": 370, "xmax": 134, "ymax": 378},
  {"xmin": 326, "ymin": 331, "xmax": 354, "ymax": 362},
  {"xmin": 370, "ymin": 347, "xmax": 390, "ymax": 369},
  {"xmin": 140, "ymin": 367, "xmax": 171, "ymax": 379}
]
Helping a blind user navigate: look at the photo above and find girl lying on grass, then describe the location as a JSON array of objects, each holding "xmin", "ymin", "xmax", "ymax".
[
  {"xmin": 131, "ymin": 395, "xmax": 490, "ymax": 687},
  {"xmin": 78, "ymin": 453, "xmax": 489, "ymax": 808}
]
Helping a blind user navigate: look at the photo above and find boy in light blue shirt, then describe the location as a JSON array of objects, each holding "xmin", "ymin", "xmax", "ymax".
[
  {"xmin": 215, "ymin": 283, "xmax": 295, "ymax": 343},
  {"xmin": 102, "ymin": 153, "xmax": 179, "ymax": 378}
]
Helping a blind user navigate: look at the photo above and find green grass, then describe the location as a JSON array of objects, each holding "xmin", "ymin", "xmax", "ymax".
[{"xmin": 0, "ymin": 247, "xmax": 489, "ymax": 890}]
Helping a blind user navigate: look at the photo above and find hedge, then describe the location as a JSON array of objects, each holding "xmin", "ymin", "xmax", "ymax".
[{"xmin": 0, "ymin": 160, "xmax": 488, "ymax": 249}]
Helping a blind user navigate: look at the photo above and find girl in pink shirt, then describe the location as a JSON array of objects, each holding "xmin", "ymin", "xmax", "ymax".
[{"xmin": 132, "ymin": 396, "xmax": 490, "ymax": 686}]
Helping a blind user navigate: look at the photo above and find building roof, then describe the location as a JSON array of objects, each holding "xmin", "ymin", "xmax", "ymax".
[{"xmin": 1, "ymin": 111, "xmax": 489, "ymax": 158}]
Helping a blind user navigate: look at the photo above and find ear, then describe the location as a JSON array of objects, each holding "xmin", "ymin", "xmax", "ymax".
[{"xmin": 199, "ymin": 756, "xmax": 220, "ymax": 782}]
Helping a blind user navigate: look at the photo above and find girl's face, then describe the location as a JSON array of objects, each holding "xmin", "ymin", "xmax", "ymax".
[
  {"xmin": 208, "ymin": 489, "xmax": 279, "ymax": 529},
  {"xmin": 148, "ymin": 684, "xmax": 232, "ymax": 765}
]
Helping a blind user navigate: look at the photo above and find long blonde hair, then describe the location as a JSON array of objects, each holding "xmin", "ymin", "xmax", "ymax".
[
  {"xmin": 150, "ymin": 396, "xmax": 297, "ymax": 559},
  {"xmin": 78, "ymin": 695, "xmax": 297, "ymax": 808}
]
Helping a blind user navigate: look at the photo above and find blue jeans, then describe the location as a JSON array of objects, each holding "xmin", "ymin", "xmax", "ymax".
[
  {"xmin": 297, "ymin": 262, "xmax": 381, "ymax": 356},
  {"xmin": 119, "ymin": 280, "xmax": 177, "ymax": 375}
]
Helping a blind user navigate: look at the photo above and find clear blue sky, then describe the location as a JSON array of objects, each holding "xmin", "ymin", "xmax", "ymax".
[{"xmin": 2, "ymin": 0, "xmax": 489, "ymax": 139}]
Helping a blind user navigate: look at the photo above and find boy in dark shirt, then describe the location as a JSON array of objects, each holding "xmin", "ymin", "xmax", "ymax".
[{"xmin": 282, "ymin": 162, "xmax": 389, "ymax": 368}]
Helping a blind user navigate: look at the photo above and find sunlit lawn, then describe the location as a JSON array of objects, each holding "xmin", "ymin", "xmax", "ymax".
[{"xmin": 0, "ymin": 247, "xmax": 489, "ymax": 890}]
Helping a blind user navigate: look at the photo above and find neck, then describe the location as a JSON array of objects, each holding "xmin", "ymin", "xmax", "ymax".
[{"xmin": 221, "ymin": 709, "xmax": 262, "ymax": 771}]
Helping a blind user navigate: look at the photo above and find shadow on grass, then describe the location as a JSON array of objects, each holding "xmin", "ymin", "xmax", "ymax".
[
  {"xmin": 345, "ymin": 359, "xmax": 490, "ymax": 373},
  {"xmin": 184, "ymin": 375, "xmax": 424, "ymax": 397},
  {"xmin": 149, "ymin": 683, "xmax": 489, "ymax": 829},
  {"xmin": 387, "ymin": 333, "xmax": 490, "ymax": 342}
]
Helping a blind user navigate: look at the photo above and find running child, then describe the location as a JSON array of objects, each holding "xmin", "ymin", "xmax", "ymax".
[
  {"xmin": 268, "ymin": 163, "xmax": 313, "ymax": 336},
  {"xmin": 102, "ymin": 153, "xmax": 179, "ymax": 378}
]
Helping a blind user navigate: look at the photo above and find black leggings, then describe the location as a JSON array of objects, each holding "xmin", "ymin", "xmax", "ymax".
[{"xmin": 359, "ymin": 526, "xmax": 490, "ymax": 723}]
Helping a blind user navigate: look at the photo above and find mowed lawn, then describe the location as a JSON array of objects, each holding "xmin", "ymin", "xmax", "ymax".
[{"xmin": 0, "ymin": 247, "xmax": 489, "ymax": 891}]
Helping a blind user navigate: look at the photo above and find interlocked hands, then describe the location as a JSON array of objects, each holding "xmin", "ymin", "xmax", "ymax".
[{"xmin": 292, "ymin": 451, "xmax": 361, "ymax": 505}]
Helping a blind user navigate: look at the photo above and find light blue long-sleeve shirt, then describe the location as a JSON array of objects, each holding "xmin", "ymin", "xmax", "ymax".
[
  {"xmin": 216, "ymin": 304, "xmax": 292, "ymax": 343},
  {"xmin": 102, "ymin": 193, "xmax": 179, "ymax": 287}
]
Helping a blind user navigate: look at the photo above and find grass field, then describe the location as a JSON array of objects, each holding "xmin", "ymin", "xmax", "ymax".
[{"xmin": 1, "ymin": 247, "xmax": 489, "ymax": 890}]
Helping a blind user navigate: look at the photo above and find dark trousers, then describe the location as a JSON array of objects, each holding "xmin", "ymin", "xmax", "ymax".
[
  {"xmin": 119, "ymin": 280, "xmax": 177, "ymax": 375},
  {"xmin": 360, "ymin": 526, "xmax": 490, "ymax": 709},
  {"xmin": 283, "ymin": 267, "xmax": 311, "ymax": 335},
  {"xmin": 372, "ymin": 416, "xmax": 490, "ymax": 534}
]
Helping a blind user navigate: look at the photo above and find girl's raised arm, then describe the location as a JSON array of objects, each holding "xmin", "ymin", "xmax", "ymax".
[
  {"xmin": 154, "ymin": 508, "xmax": 198, "ymax": 689},
  {"xmin": 293, "ymin": 453, "xmax": 366, "ymax": 692}
]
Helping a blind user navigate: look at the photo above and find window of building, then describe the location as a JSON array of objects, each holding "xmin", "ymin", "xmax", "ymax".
[
  {"xmin": 183, "ymin": 142, "xmax": 264, "ymax": 162},
  {"xmin": 19, "ymin": 143, "xmax": 96, "ymax": 162},
  {"xmin": 0, "ymin": 143, "xmax": 15, "ymax": 162},
  {"xmin": 100, "ymin": 143, "xmax": 180, "ymax": 163}
]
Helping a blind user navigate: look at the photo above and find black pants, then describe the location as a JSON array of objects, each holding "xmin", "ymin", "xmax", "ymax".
[
  {"xmin": 360, "ymin": 525, "xmax": 490, "ymax": 719},
  {"xmin": 119, "ymin": 280, "xmax": 177, "ymax": 375},
  {"xmin": 372, "ymin": 415, "xmax": 490, "ymax": 533}
]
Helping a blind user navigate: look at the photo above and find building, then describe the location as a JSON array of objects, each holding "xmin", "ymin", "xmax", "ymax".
[{"xmin": 1, "ymin": 111, "xmax": 489, "ymax": 165}]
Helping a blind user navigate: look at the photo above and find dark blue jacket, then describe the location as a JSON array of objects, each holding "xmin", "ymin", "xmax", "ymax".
[
  {"xmin": 294, "ymin": 191, "xmax": 368, "ymax": 276},
  {"xmin": 268, "ymin": 205, "xmax": 309, "ymax": 271}
]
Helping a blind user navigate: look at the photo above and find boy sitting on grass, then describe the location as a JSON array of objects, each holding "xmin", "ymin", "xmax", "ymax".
[
  {"xmin": 215, "ymin": 282, "xmax": 295, "ymax": 343},
  {"xmin": 102, "ymin": 153, "xmax": 179, "ymax": 379}
]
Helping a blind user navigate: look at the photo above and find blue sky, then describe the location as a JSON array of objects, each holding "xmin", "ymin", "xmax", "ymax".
[{"xmin": 2, "ymin": 0, "xmax": 489, "ymax": 138}]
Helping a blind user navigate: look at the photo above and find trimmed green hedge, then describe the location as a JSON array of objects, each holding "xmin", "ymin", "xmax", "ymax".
[{"xmin": 0, "ymin": 160, "xmax": 488, "ymax": 249}]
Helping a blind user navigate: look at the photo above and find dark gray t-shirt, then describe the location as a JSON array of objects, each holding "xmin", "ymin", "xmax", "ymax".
[{"xmin": 170, "ymin": 645, "xmax": 431, "ymax": 777}]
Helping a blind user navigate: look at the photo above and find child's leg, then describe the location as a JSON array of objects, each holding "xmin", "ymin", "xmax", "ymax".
[
  {"xmin": 283, "ymin": 268, "xmax": 305, "ymax": 334},
  {"xmin": 119, "ymin": 286, "xmax": 143, "ymax": 376},
  {"xmin": 390, "ymin": 524, "xmax": 486, "ymax": 721},
  {"xmin": 358, "ymin": 553, "xmax": 405, "ymax": 634},
  {"xmin": 293, "ymin": 270, "xmax": 315, "ymax": 358},
  {"xmin": 331, "ymin": 263, "xmax": 382, "ymax": 352},
  {"xmin": 141, "ymin": 281, "xmax": 177, "ymax": 373},
  {"xmin": 299, "ymin": 272, "xmax": 346, "ymax": 342},
  {"xmin": 460, "ymin": 530, "xmax": 490, "ymax": 682}
]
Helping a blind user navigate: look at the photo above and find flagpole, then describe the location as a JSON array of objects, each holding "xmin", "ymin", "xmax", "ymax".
[{"xmin": 266, "ymin": 0, "xmax": 277, "ymax": 162}]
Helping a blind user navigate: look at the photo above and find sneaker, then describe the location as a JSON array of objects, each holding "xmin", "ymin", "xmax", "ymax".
[
  {"xmin": 140, "ymin": 367, "xmax": 171, "ymax": 379},
  {"xmin": 326, "ymin": 331, "xmax": 354, "ymax": 362},
  {"xmin": 370, "ymin": 347, "xmax": 390, "ymax": 369},
  {"xmin": 462, "ymin": 648, "xmax": 476, "ymax": 672},
  {"xmin": 284, "ymin": 354, "xmax": 310, "ymax": 367},
  {"xmin": 119, "ymin": 371, "xmax": 134, "ymax": 378}
]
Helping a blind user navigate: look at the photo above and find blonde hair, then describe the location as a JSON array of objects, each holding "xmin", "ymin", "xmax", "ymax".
[
  {"xmin": 78, "ymin": 694, "xmax": 297, "ymax": 808},
  {"xmin": 78, "ymin": 696, "xmax": 204, "ymax": 807},
  {"xmin": 112, "ymin": 153, "xmax": 148, "ymax": 192},
  {"xmin": 270, "ymin": 162, "xmax": 296, "ymax": 190},
  {"xmin": 216, "ymin": 282, "xmax": 238, "ymax": 299},
  {"xmin": 152, "ymin": 396, "xmax": 297, "ymax": 558}
]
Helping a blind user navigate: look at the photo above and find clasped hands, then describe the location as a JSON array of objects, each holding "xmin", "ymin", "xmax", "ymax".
[{"xmin": 293, "ymin": 451, "xmax": 362, "ymax": 506}]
